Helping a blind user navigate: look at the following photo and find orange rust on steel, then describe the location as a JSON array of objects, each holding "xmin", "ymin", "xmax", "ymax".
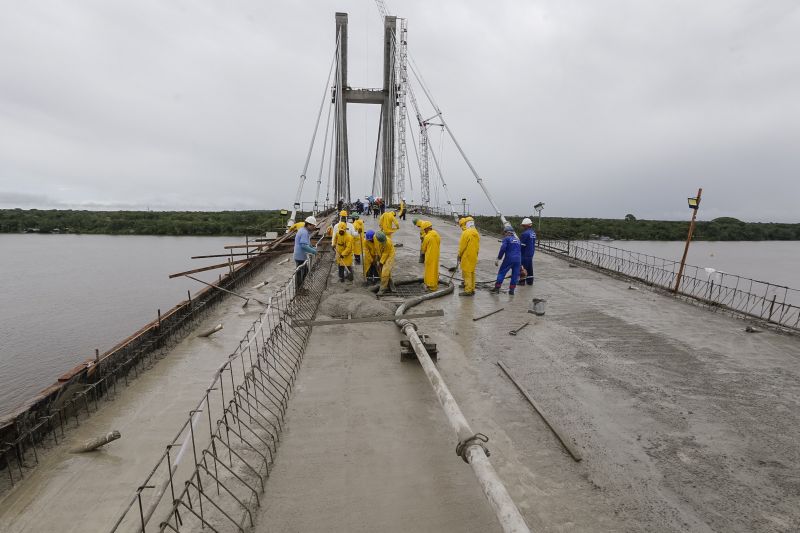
[
  {"xmin": 191, "ymin": 252, "xmax": 277, "ymax": 259},
  {"xmin": 168, "ymin": 255, "xmax": 280, "ymax": 278}
]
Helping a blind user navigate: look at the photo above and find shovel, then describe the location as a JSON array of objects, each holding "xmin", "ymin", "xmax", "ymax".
[{"xmin": 509, "ymin": 321, "xmax": 530, "ymax": 336}]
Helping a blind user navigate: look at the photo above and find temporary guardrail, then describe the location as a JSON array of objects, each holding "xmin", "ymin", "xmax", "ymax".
[
  {"xmin": 108, "ymin": 250, "xmax": 332, "ymax": 532},
  {"xmin": 539, "ymin": 238, "xmax": 800, "ymax": 332}
]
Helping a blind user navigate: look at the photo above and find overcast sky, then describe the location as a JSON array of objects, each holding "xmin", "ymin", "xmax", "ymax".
[{"xmin": 1, "ymin": 0, "xmax": 798, "ymax": 221}]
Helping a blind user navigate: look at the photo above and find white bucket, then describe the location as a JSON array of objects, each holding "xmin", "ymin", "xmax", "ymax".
[{"xmin": 530, "ymin": 298, "xmax": 546, "ymax": 316}]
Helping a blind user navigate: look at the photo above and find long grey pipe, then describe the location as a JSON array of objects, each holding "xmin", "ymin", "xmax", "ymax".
[{"xmin": 394, "ymin": 284, "xmax": 531, "ymax": 533}]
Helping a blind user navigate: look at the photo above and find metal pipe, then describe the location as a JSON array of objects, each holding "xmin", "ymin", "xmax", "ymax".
[{"xmin": 394, "ymin": 285, "xmax": 530, "ymax": 533}]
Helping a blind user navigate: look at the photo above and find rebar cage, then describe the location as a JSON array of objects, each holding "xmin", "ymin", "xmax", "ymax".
[{"xmin": 107, "ymin": 251, "xmax": 333, "ymax": 532}]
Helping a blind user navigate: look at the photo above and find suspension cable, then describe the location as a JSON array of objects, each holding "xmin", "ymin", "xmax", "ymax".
[
  {"xmin": 313, "ymin": 94, "xmax": 334, "ymax": 214},
  {"xmin": 409, "ymin": 61, "xmax": 508, "ymax": 227},
  {"xmin": 289, "ymin": 36, "xmax": 338, "ymax": 226}
]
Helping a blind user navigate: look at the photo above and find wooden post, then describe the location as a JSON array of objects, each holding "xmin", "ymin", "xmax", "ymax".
[
  {"xmin": 674, "ymin": 187, "xmax": 702, "ymax": 293},
  {"xmin": 157, "ymin": 309, "xmax": 162, "ymax": 330},
  {"xmin": 187, "ymin": 290, "xmax": 192, "ymax": 307}
]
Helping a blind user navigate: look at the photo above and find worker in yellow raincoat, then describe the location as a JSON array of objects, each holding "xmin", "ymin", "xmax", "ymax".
[
  {"xmin": 335, "ymin": 224, "xmax": 354, "ymax": 282},
  {"xmin": 352, "ymin": 215, "xmax": 364, "ymax": 265},
  {"xmin": 398, "ymin": 198, "xmax": 407, "ymax": 220},
  {"xmin": 420, "ymin": 221, "xmax": 441, "ymax": 291},
  {"xmin": 375, "ymin": 231, "xmax": 395, "ymax": 295},
  {"xmin": 363, "ymin": 230, "xmax": 379, "ymax": 284},
  {"xmin": 458, "ymin": 218, "xmax": 480, "ymax": 296},
  {"xmin": 379, "ymin": 209, "xmax": 400, "ymax": 237},
  {"xmin": 412, "ymin": 218, "xmax": 430, "ymax": 263}
]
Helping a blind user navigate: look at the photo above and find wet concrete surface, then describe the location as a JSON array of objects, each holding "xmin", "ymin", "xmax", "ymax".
[
  {"xmin": 254, "ymin": 216, "xmax": 800, "ymax": 532},
  {"xmin": 0, "ymin": 257, "xmax": 299, "ymax": 533},
  {"xmin": 3, "ymin": 216, "xmax": 800, "ymax": 532}
]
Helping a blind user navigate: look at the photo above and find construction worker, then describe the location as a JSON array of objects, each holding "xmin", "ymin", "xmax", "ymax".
[
  {"xmin": 379, "ymin": 209, "xmax": 400, "ymax": 237},
  {"xmin": 398, "ymin": 197, "xmax": 407, "ymax": 220},
  {"xmin": 374, "ymin": 231, "xmax": 395, "ymax": 295},
  {"xmin": 335, "ymin": 224, "xmax": 354, "ymax": 282},
  {"xmin": 339, "ymin": 209, "xmax": 348, "ymax": 224},
  {"xmin": 519, "ymin": 217, "xmax": 537, "ymax": 285},
  {"xmin": 352, "ymin": 214, "xmax": 365, "ymax": 265},
  {"xmin": 420, "ymin": 221, "xmax": 440, "ymax": 291},
  {"xmin": 293, "ymin": 216, "xmax": 318, "ymax": 289},
  {"xmin": 363, "ymin": 230, "xmax": 379, "ymax": 285},
  {"xmin": 458, "ymin": 218, "xmax": 480, "ymax": 296},
  {"xmin": 458, "ymin": 216, "xmax": 472, "ymax": 231},
  {"xmin": 491, "ymin": 225, "xmax": 522, "ymax": 295},
  {"xmin": 412, "ymin": 218, "xmax": 429, "ymax": 263}
]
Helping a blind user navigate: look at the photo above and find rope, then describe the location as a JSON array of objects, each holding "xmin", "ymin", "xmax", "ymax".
[{"xmin": 455, "ymin": 433, "xmax": 490, "ymax": 464}]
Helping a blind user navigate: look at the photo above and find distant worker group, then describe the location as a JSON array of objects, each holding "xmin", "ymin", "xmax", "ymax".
[{"xmin": 291, "ymin": 201, "xmax": 537, "ymax": 298}]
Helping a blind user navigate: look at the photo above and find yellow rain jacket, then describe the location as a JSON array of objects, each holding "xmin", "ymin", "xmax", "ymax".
[
  {"xmin": 421, "ymin": 225, "xmax": 441, "ymax": 290},
  {"xmin": 335, "ymin": 231, "xmax": 354, "ymax": 267},
  {"xmin": 353, "ymin": 219, "xmax": 364, "ymax": 255},
  {"xmin": 379, "ymin": 211, "xmax": 400, "ymax": 236},
  {"xmin": 289, "ymin": 221, "xmax": 305, "ymax": 233},
  {"xmin": 458, "ymin": 224, "xmax": 480, "ymax": 293},
  {"xmin": 415, "ymin": 219, "xmax": 430, "ymax": 243},
  {"xmin": 376, "ymin": 236, "xmax": 396, "ymax": 288},
  {"xmin": 363, "ymin": 239, "xmax": 377, "ymax": 271}
]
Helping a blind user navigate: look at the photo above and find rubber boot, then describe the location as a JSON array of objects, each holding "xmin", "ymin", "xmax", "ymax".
[
  {"xmin": 509, "ymin": 285, "xmax": 516, "ymax": 295},
  {"xmin": 459, "ymin": 291, "xmax": 475, "ymax": 297},
  {"xmin": 489, "ymin": 286, "xmax": 500, "ymax": 294}
]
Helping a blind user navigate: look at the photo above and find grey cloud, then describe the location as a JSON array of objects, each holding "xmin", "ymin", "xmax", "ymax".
[{"xmin": 0, "ymin": 0, "xmax": 798, "ymax": 221}]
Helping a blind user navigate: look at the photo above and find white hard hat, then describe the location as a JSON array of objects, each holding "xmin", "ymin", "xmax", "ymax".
[
  {"xmin": 522, "ymin": 217, "xmax": 533, "ymax": 225},
  {"xmin": 304, "ymin": 215, "xmax": 317, "ymax": 225}
]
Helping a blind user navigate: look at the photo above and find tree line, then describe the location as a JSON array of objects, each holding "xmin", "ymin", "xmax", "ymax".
[
  {"xmin": 0, "ymin": 209, "xmax": 303, "ymax": 236},
  {"xmin": 2, "ymin": 209, "xmax": 798, "ymax": 240},
  {"xmin": 471, "ymin": 215, "xmax": 800, "ymax": 241}
]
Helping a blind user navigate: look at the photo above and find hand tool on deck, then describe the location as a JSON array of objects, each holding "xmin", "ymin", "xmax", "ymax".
[
  {"xmin": 185, "ymin": 274, "xmax": 268, "ymax": 307},
  {"xmin": 473, "ymin": 307, "xmax": 504, "ymax": 322},
  {"xmin": 509, "ymin": 321, "xmax": 530, "ymax": 336}
]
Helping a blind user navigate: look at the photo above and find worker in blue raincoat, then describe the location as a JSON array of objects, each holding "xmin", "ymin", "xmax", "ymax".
[
  {"xmin": 519, "ymin": 217, "xmax": 536, "ymax": 285},
  {"xmin": 490, "ymin": 225, "xmax": 521, "ymax": 295}
]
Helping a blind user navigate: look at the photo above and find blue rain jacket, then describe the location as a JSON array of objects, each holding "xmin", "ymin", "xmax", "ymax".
[
  {"xmin": 519, "ymin": 229, "xmax": 537, "ymax": 259},
  {"xmin": 497, "ymin": 234, "xmax": 522, "ymax": 263}
]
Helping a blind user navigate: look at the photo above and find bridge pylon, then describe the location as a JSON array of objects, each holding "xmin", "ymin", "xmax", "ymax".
[{"xmin": 334, "ymin": 12, "xmax": 397, "ymax": 204}]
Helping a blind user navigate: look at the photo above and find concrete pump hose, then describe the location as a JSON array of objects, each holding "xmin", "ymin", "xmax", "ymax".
[{"xmin": 393, "ymin": 281, "xmax": 531, "ymax": 533}]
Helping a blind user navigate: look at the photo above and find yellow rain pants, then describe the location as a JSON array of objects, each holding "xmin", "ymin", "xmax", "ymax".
[
  {"xmin": 458, "ymin": 226, "xmax": 480, "ymax": 293},
  {"xmin": 421, "ymin": 229, "xmax": 441, "ymax": 290}
]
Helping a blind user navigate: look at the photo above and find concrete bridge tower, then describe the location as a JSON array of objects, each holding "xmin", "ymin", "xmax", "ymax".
[{"xmin": 334, "ymin": 12, "xmax": 397, "ymax": 204}]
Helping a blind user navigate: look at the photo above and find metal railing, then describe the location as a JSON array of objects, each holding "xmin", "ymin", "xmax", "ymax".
[
  {"xmin": 539, "ymin": 238, "xmax": 800, "ymax": 332},
  {"xmin": 108, "ymin": 251, "xmax": 332, "ymax": 532}
]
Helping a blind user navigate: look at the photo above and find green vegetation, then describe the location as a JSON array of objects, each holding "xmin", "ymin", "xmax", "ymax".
[
  {"xmin": 2, "ymin": 209, "xmax": 798, "ymax": 240},
  {"xmin": 471, "ymin": 215, "xmax": 800, "ymax": 241},
  {"xmin": 0, "ymin": 209, "xmax": 309, "ymax": 236}
]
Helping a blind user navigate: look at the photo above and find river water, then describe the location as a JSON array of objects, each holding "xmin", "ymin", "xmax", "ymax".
[
  {"xmin": 1, "ymin": 236, "xmax": 798, "ymax": 418},
  {"xmin": 0, "ymin": 234, "xmax": 238, "ymax": 418},
  {"xmin": 605, "ymin": 240, "xmax": 800, "ymax": 289}
]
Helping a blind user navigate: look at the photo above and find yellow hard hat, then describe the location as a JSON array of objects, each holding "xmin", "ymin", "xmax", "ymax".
[
  {"xmin": 420, "ymin": 221, "xmax": 433, "ymax": 230},
  {"xmin": 339, "ymin": 210, "xmax": 347, "ymax": 217}
]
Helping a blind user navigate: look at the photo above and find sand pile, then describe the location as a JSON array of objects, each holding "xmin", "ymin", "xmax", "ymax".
[{"xmin": 318, "ymin": 291, "xmax": 397, "ymax": 319}]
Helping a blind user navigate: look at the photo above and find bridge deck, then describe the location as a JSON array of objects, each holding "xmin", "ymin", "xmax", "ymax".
[
  {"xmin": 254, "ymin": 216, "xmax": 800, "ymax": 532},
  {"xmin": 1, "ymin": 215, "xmax": 798, "ymax": 532}
]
